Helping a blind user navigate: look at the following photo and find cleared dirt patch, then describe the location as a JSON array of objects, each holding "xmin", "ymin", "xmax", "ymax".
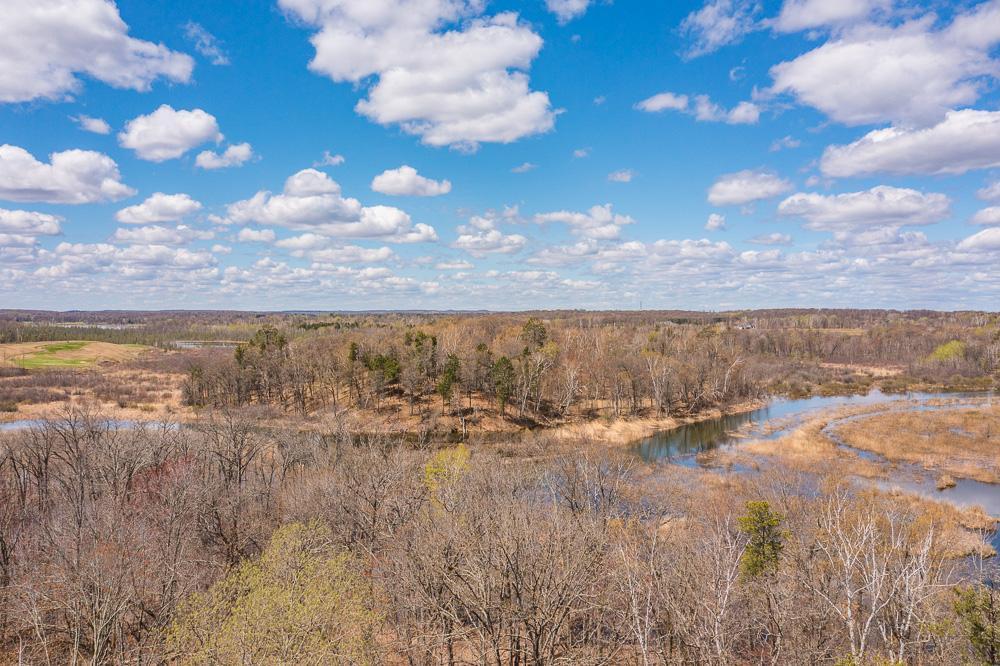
[{"xmin": 0, "ymin": 341, "xmax": 149, "ymax": 369}]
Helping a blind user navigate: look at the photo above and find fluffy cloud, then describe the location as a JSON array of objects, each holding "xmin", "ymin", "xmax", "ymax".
[
  {"xmin": 118, "ymin": 105, "xmax": 222, "ymax": 161},
  {"xmin": 708, "ymin": 169, "xmax": 792, "ymax": 206},
  {"xmin": 535, "ymin": 204, "xmax": 635, "ymax": 240},
  {"xmin": 680, "ymin": 0, "xmax": 760, "ymax": 58},
  {"xmin": 546, "ymin": 0, "xmax": 591, "ymax": 23},
  {"xmin": 112, "ymin": 224, "xmax": 213, "ymax": 245},
  {"xmin": 0, "ymin": 144, "xmax": 134, "ymax": 203},
  {"xmin": 195, "ymin": 143, "xmax": 254, "ymax": 170},
  {"xmin": 0, "ymin": 208, "xmax": 63, "ymax": 236},
  {"xmin": 116, "ymin": 193, "xmax": 202, "ymax": 225},
  {"xmin": 636, "ymin": 92, "xmax": 689, "ymax": 113},
  {"xmin": 0, "ymin": 0, "xmax": 192, "ymax": 103},
  {"xmin": 512, "ymin": 162, "xmax": 538, "ymax": 174},
  {"xmin": 452, "ymin": 214, "xmax": 527, "ymax": 257},
  {"xmin": 770, "ymin": 5, "xmax": 1000, "ymax": 126},
  {"xmin": 972, "ymin": 207, "xmax": 1000, "ymax": 226},
  {"xmin": 692, "ymin": 97, "xmax": 760, "ymax": 124},
  {"xmin": 277, "ymin": 0, "xmax": 554, "ymax": 149},
  {"xmin": 371, "ymin": 165, "xmax": 452, "ymax": 196},
  {"xmin": 237, "ymin": 228, "xmax": 276, "ymax": 243},
  {"xmin": 73, "ymin": 115, "xmax": 111, "ymax": 134},
  {"xmin": 820, "ymin": 110, "xmax": 1000, "ymax": 177},
  {"xmin": 273, "ymin": 233, "xmax": 333, "ymax": 253},
  {"xmin": 958, "ymin": 228, "xmax": 1000, "ymax": 252},
  {"xmin": 636, "ymin": 92, "xmax": 759, "ymax": 124},
  {"xmin": 777, "ymin": 186, "xmax": 950, "ymax": 232},
  {"xmin": 225, "ymin": 168, "xmax": 437, "ymax": 243},
  {"xmin": 772, "ymin": 0, "xmax": 891, "ymax": 32},
  {"xmin": 705, "ymin": 213, "xmax": 726, "ymax": 231}
]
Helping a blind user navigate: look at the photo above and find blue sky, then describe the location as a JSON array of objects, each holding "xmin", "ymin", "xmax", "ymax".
[{"xmin": 2, "ymin": 0, "xmax": 1000, "ymax": 311}]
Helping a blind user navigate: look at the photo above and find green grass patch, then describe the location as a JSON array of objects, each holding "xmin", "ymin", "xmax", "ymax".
[
  {"xmin": 41, "ymin": 341, "xmax": 88, "ymax": 353},
  {"xmin": 15, "ymin": 355, "xmax": 93, "ymax": 369},
  {"xmin": 9, "ymin": 341, "xmax": 146, "ymax": 370}
]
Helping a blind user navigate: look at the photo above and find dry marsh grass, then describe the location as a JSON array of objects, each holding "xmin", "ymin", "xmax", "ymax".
[
  {"xmin": 835, "ymin": 406, "xmax": 1000, "ymax": 483},
  {"xmin": 548, "ymin": 399, "xmax": 767, "ymax": 447}
]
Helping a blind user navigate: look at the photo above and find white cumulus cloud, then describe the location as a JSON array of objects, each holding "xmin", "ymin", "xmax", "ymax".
[
  {"xmin": 770, "ymin": 4, "xmax": 1000, "ymax": 126},
  {"xmin": 237, "ymin": 228, "xmax": 276, "ymax": 243},
  {"xmin": 371, "ymin": 165, "xmax": 452, "ymax": 196},
  {"xmin": 972, "ymin": 207, "xmax": 1000, "ymax": 226},
  {"xmin": 958, "ymin": 228, "xmax": 1000, "ymax": 252},
  {"xmin": 0, "ymin": 144, "xmax": 134, "ymax": 203},
  {"xmin": 820, "ymin": 110, "xmax": 1000, "ymax": 177},
  {"xmin": 115, "ymin": 193, "xmax": 202, "ymax": 225},
  {"xmin": 452, "ymin": 213, "xmax": 527, "ymax": 257},
  {"xmin": 73, "ymin": 115, "xmax": 111, "ymax": 134},
  {"xmin": 546, "ymin": 0, "xmax": 592, "ymax": 23},
  {"xmin": 636, "ymin": 91, "xmax": 759, "ymax": 124},
  {"xmin": 225, "ymin": 168, "xmax": 437, "ymax": 243},
  {"xmin": 777, "ymin": 185, "xmax": 950, "ymax": 231},
  {"xmin": 0, "ymin": 208, "xmax": 62, "ymax": 235},
  {"xmin": 708, "ymin": 169, "xmax": 792, "ymax": 206},
  {"xmin": 772, "ymin": 0, "xmax": 891, "ymax": 33},
  {"xmin": 277, "ymin": 0, "xmax": 555, "ymax": 149},
  {"xmin": 118, "ymin": 105, "xmax": 222, "ymax": 161},
  {"xmin": 0, "ymin": 0, "xmax": 193, "ymax": 103},
  {"xmin": 195, "ymin": 143, "xmax": 254, "ymax": 170},
  {"xmin": 535, "ymin": 204, "xmax": 635, "ymax": 240}
]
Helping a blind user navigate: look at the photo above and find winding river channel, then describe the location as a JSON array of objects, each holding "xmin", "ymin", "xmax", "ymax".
[{"xmin": 633, "ymin": 389, "xmax": 1000, "ymax": 520}]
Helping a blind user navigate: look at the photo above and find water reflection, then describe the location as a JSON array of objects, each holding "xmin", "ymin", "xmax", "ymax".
[{"xmin": 633, "ymin": 389, "xmax": 991, "ymax": 463}]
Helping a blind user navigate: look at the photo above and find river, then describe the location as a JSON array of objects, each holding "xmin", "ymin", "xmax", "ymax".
[{"xmin": 633, "ymin": 389, "xmax": 999, "ymax": 524}]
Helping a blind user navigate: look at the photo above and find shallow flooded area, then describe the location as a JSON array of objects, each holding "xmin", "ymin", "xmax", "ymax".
[{"xmin": 634, "ymin": 389, "xmax": 1000, "ymax": 525}]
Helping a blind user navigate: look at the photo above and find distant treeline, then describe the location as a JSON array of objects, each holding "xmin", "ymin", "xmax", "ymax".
[{"xmin": 180, "ymin": 310, "xmax": 1000, "ymax": 419}]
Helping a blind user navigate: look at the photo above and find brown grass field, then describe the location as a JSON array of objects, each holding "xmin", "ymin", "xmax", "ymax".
[
  {"xmin": 836, "ymin": 405, "xmax": 1000, "ymax": 483},
  {"xmin": 0, "ymin": 340, "xmax": 149, "ymax": 369}
]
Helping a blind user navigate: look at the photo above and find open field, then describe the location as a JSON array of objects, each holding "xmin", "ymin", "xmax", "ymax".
[
  {"xmin": 0, "ymin": 340, "xmax": 149, "ymax": 369},
  {"xmin": 0, "ymin": 344, "xmax": 195, "ymax": 422}
]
